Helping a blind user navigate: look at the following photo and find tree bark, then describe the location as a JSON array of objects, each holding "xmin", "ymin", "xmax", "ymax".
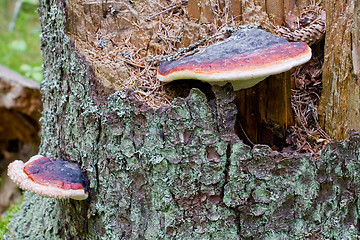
[
  {"xmin": 4, "ymin": 0, "xmax": 360, "ymax": 239},
  {"xmin": 319, "ymin": 0, "xmax": 360, "ymax": 139}
]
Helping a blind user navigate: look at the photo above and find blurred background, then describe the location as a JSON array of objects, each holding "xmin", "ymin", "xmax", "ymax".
[
  {"xmin": 1, "ymin": 0, "xmax": 42, "ymax": 82},
  {"xmin": 0, "ymin": 0, "xmax": 43, "ymax": 233}
]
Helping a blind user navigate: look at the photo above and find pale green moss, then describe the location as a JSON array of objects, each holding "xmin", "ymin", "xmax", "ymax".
[
  {"xmin": 5, "ymin": 0, "xmax": 360, "ymax": 239},
  {"xmin": 0, "ymin": 195, "xmax": 23, "ymax": 239}
]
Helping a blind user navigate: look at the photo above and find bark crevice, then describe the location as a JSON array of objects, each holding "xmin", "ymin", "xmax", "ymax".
[{"xmin": 4, "ymin": 1, "xmax": 360, "ymax": 239}]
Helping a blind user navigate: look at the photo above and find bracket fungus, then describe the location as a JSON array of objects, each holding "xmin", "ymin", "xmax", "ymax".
[
  {"xmin": 8, "ymin": 155, "xmax": 88, "ymax": 200},
  {"xmin": 157, "ymin": 28, "xmax": 312, "ymax": 90}
]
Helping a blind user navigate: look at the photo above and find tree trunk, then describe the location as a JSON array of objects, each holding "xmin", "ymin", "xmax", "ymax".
[
  {"xmin": 4, "ymin": 0, "xmax": 360, "ymax": 239},
  {"xmin": 319, "ymin": 0, "xmax": 360, "ymax": 140}
]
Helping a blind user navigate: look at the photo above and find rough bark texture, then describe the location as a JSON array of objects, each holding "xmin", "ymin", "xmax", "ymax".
[
  {"xmin": 4, "ymin": 0, "xmax": 360, "ymax": 239},
  {"xmin": 319, "ymin": 0, "xmax": 360, "ymax": 139}
]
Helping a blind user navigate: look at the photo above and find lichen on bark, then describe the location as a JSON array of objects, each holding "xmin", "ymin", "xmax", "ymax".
[{"xmin": 4, "ymin": 0, "xmax": 360, "ymax": 239}]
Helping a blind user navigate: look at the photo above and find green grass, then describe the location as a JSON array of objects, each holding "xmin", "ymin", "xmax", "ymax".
[
  {"xmin": 0, "ymin": 0, "xmax": 43, "ymax": 82},
  {"xmin": 0, "ymin": 195, "xmax": 23, "ymax": 239}
]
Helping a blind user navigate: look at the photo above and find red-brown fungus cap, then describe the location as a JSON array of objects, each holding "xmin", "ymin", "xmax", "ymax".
[
  {"xmin": 157, "ymin": 28, "xmax": 312, "ymax": 90},
  {"xmin": 8, "ymin": 155, "xmax": 88, "ymax": 200}
]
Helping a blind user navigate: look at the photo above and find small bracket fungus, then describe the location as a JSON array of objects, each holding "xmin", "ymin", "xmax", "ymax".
[
  {"xmin": 8, "ymin": 155, "xmax": 88, "ymax": 200},
  {"xmin": 157, "ymin": 28, "xmax": 312, "ymax": 90}
]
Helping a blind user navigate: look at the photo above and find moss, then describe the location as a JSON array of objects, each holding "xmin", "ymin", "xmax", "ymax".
[
  {"xmin": 223, "ymin": 135, "xmax": 360, "ymax": 239},
  {"xmin": 5, "ymin": 0, "xmax": 360, "ymax": 239},
  {"xmin": 0, "ymin": 195, "xmax": 23, "ymax": 239}
]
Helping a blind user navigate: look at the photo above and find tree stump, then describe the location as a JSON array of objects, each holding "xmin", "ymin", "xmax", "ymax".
[
  {"xmin": 4, "ymin": 0, "xmax": 360, "ymax": 239},
  {"xmin": 188, "ymin": 0, "xmax": 311, "ymax": 146}
]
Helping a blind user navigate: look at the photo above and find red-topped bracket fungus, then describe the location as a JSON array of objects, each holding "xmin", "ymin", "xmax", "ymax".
[
  {"xmin": 7, "ymin": 155, "xmax": 88, "ymax": 200},
  {"xmin": 157, "ymin": 28, "xmax": 312, "ymax": 90}
]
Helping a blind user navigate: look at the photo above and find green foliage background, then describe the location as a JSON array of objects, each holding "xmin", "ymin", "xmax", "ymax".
[
  {"xmin": 0, "ymin": 0, "xmax": 42, "ymax": 82},
  {"xmin": 0, "ymin": 0, "xmax": 41, "ymax": 237}
]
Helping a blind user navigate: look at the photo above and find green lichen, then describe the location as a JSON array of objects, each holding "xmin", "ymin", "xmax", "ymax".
[
  {"xmin": 224, "ymin": 135, "xmax": 360, "ymax": 239},
  {"xmin": 5, "ymin": 0, "xmax": 360, "ymax": 239}
]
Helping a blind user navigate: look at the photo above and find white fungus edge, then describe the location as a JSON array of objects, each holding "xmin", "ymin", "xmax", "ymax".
[
  {"xmin": 157, "ymin": 46, "xmax": 312, "ymax": 91},
  {"xmin": 7, "ymin": 156, "xmax": 88, "ymax": 201}
]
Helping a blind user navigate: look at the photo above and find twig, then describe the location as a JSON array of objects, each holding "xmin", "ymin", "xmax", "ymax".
[
  {"xmin": 8, "ymin": 0, "xmax": 23, "ymax": 32},
  {"xmin": 148, "ymin": 26, "xmax": 235, "ymax": 62},
  {"xmin": 122, "ymin": 58, "xmax": 157, "ymax": 70},
  {"xmin": 147, "ymin": 0, "xmax": 188, "ymax": 20},
  {"xmin": 238, "ymin": 121, "xmax": 255, "ymax": 147}
]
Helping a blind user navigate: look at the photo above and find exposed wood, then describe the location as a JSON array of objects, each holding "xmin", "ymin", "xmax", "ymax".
[
  {"xmin": 4, "ymin": 0, "xmax": 360, "ymax": 239},
  {"xmin": 236, "ymin": 72, "xmax": 293, "ymax": 147},
  {"xmin": 187, "ymin": 0, "xmax": 213, "ymax": 22},
  {"xmin": 353, "ymin": 0, "xmax": 360, "ymax": 75},
  {"xmin": 0, "ymin": 65, "xmax": 41, "ymax": 215},
  {"xmin": 0, "ymin": 65, "xmax": 41, "ymax": 120},
  {"xmin": 319, "ymin": 0, "xmax": 360, "ymax": 139},
  {"xmin": 230, "ymin": 0, "xmax": 241, "ymax": 19},
  {"xmin": 255, "ymin": 0, "xmax": 266, "ymax": 12},
  {"xmin": 284, "ymin": 0, "xmax": 309, "ymax": 15},
  {"xmin": 266, "ymin": 0, "xmax": 284, "ymax": 25},
  {"xmin": 187, "ymin": 0, "xmax": 201, "ymax": 20}
]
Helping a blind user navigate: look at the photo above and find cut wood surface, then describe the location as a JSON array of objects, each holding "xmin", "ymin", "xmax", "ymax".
[{"xmin": 4, "ymin": 0, "xmax": 360, "ymax": 239}]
